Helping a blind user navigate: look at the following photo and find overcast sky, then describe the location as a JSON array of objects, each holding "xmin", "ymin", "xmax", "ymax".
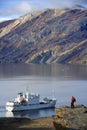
[{"xmin": 0, "ymin": 0, "xmax": 87, "ymax": 22}]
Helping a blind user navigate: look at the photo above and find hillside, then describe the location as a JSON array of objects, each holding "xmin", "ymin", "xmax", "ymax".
[{"xmin": 0, "ymin": 9, "xmax": 87, "ymax": 64}]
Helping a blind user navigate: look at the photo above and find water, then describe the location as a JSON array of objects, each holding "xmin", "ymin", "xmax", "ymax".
[{"xmin": 0, "ymin": 64, "xmax": 87, "ymax": 119}]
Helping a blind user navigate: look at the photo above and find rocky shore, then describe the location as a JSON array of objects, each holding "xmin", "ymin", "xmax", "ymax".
[
  {"xmin": 0, "ymin": 105, "xmax": 87, "ymax": 130},
  {"xmin": 54, "ymin": 104, "xmax": 87, "ymax": 130}
]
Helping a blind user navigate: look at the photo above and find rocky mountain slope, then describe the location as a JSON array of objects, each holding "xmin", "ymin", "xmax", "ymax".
[{"xmin": 0, "ymin": 9, "xmax": 87, "ymax": 64}]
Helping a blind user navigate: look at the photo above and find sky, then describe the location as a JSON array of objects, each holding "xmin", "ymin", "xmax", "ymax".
[{"xmin": 0, "ymin": 0, "xmax": 87, "ymax": 22}]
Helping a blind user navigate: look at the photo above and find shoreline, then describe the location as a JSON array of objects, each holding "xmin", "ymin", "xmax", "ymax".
[{"xmin": 0, "ymin": 104, "xmax": 87, "ymax": 130}]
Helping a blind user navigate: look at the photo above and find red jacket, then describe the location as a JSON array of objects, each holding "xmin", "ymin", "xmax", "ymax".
[{"xmin": 71, "ymin": 96, "xmax": 76, "ymax": 103}]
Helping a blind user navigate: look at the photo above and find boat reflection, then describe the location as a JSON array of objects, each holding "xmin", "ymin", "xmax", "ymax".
[{"xmin": 6, "ymin": 108, "xmax": 55, "ymax": 119}]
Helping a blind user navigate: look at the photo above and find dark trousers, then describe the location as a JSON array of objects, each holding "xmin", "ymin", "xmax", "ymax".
[{"xmin": 71, "ymin": 102, "xmax": 74, "ymax": 108}]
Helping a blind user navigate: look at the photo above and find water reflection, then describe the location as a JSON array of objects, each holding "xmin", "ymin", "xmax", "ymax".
[
  {"xmin": 6, "ymin": 108, "xmax": 55, "ymax": 119},
  {"xmin": 0, "ymin": 64, "xmax": 87, "ymax": 80}
]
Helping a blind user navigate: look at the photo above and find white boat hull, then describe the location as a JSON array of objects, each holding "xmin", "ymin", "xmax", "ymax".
[{"xmin": 6, "ymin": 100, "xmax": 56, "ymax": 112}]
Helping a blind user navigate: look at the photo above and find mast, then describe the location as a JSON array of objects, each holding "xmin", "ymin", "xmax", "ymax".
[
  {"xmin": 52, "ymin": 86, "xmax": 55, "ymax": 99},
  {"xmin": 25, "ymin": 84, "xmax": 29, "ymax": 101}
]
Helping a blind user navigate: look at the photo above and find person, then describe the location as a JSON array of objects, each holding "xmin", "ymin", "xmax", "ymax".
[{"xmin": 71, "ymin": 96, "xmax": 76, "ymax": 108}]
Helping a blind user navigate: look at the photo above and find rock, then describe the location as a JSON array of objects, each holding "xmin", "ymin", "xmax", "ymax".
[{"xmin": 53, "ymin": 104, "xmax": 87, "ymax": 130}]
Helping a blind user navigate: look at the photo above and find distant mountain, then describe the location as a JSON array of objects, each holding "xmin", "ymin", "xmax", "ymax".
[
  {"xmin": 71, "ymin": 4, "xmax": 86, "ymax": 9},
  {"xmin": 0, "ymin": 9, "xmax": 87, "ymax": 65}
]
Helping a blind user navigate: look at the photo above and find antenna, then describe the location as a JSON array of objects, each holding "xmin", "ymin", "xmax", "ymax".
[
  {"xmin": 26, "ymin": 82, "xmax": 29, "ymax": 93},
  {"xmin": 52, "ymin": 86, "xmax": 55, "ymax": 99}
]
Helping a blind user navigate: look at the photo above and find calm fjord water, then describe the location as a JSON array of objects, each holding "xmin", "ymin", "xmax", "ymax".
[{"xmin": 0, "ymin": 64, "xmax": 87, "ymax": 119}]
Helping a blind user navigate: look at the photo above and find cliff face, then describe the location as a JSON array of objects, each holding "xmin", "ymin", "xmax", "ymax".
[{"xmin": 0, "ymin": 9, "xmax": 87, "ymax": 64}]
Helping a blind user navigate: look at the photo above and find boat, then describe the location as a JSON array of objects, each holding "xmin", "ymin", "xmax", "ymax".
[{"xmin": 6, "ymin": 91, "xmax": 56, "ymax": 112}]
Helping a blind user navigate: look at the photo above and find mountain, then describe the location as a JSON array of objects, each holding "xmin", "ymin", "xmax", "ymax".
[{"xmin": 0, "ymin": 9, "xmax": 87, "ymax": 65}]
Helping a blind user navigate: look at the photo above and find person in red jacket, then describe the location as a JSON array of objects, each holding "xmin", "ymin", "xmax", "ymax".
[{"xmin": 71, "ymin": 96, "xmax": 76, "ymax": 108}]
